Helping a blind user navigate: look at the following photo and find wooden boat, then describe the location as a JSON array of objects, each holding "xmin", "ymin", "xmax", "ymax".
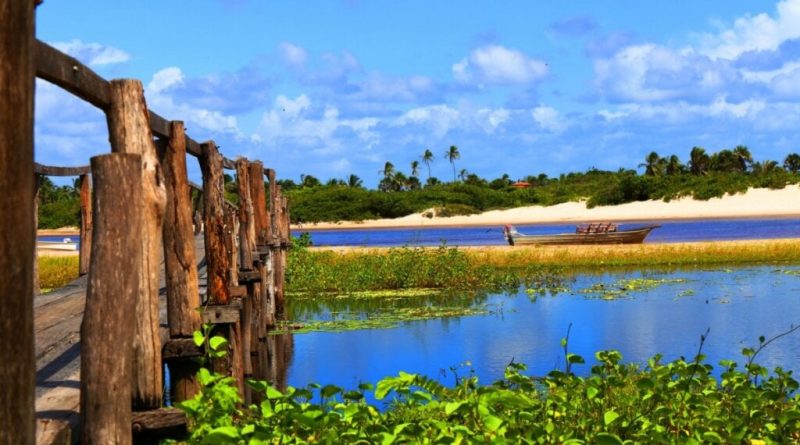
[
  {"xmin": 503, "ymin": 222, "xmax": 660, "ymax": 246},
  {"xmin": 37, "ymin": 238, "xmax": 78, "ymax": 251}
]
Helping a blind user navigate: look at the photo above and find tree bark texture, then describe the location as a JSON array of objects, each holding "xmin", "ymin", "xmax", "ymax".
[
  {"xmin": 79, "ymin": 174, "xmax": 92, "ymax": 276},
  {"xmin": 80, "ymin": 153, "xmax": 143, "ymax": 445},
  {"xmin": 161, "ymin": 121, "xmax": 201, "ymax": 338},
  {"xmin": 200, "ymin": 141, "xmax": 230, "ymax": 305},
  {"xmin": 0, "ymin": 0, "xmax": 36, "ymax": 442},
  {"xmin": 106, "ymin": 79, "xmax": 166, "ymax": 410},
  {"xmin": 236, "ymin": 158, "xmax": 256, "ymax": 270}
]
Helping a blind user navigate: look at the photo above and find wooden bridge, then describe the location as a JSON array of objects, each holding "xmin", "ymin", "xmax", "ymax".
[{"xmin": 2, "ymin": 3, "xmax": 293, "ymax": 444}]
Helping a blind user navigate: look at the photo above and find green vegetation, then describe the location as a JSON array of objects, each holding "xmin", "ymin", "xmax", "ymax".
[
  {"xmin": 37, "ymin": 177, "xmax": 80, "ymax": 229},
  {"xmin": 285, "ymin": 146, "xmax": 800, "ymax": 223},
  {"xmin": 38, "ymin": 255, "xmax": 79, "ymax": 292},
  {"xmin": 170, "ymin": 329, "xmax": 800, "ymax": 444}
]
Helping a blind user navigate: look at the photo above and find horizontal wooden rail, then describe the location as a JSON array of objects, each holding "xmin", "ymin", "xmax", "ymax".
[
  {"xmin": 35, "ymin": 39, "xmax": 238, "ymax": 169},
  {"xmin": 34, "ymin": 162, "xmax": 91, "ymax": 176}
]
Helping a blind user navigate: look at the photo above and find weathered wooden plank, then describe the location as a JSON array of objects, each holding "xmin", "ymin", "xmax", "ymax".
[
  {"xmin": 131, "ymin": 408, "xmax": 187, "ymax": 443},
  {"xmin": 201, "ymin": 300, "xmax": 243, "ymax": 324},
  {"xmin": 161, "ymin": 121, "xmax": 201, "ymax": 338},
  {"xmin": 33, "ymin": 175, "xmax": 40, "ymax": 296},
  {"xmin": 35, "ymin": 419, "xmax": 71, "ymax": 445},
  {"xmin": 33, "ymin": 163, "xmax": 91, "ymax": 176},
  {"xmin": 78, "ymin": 174, "xmax": 92, "ymax": 276},
  {"xmin": 225, "ymin": 207, "xmax": 239, "ymax": 286},
  {"xmin": 162, "ymin": 338, "xmax": 202, "ymax": 360},
  {"xmin": 34, "ymin": 39, "xmax": 110, "ymax": 110},
  {"xmin": 200, "ymin": 141, "xmax": 230, "ymax": 305},
  {"xmin": 106, "ymin": 79, "xmax": 166, "ymax": 410},
  {"xmin": 1, "ymin": 1, "xmax": 36, "ymax": 442},
  {"xmin": 80, "ymin": 153, "xmax": 143, "ymax": 445}
]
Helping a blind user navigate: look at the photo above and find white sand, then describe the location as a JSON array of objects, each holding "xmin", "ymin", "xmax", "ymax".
[{"xmin": 295, "ymin": 186, "xmax": 800, "ymax": 230}]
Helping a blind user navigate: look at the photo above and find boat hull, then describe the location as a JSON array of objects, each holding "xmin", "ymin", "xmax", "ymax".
[{"xmin": 507, "ymin": 226, "xmax": 658, "ymax": 246}]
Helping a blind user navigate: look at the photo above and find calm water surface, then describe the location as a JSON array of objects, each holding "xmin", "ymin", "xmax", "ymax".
[
  {"xmin": 298, "ymin": 217, "xmax": 800, "ymax": 247},
  {"xmin": 281, "ymin": 265, "xmax": 800, "ymax": 395}
]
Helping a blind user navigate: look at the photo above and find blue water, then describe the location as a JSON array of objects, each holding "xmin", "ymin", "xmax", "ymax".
[
  {"xmin": 283, "ymin": 265, "xmax": 800, "ymax": 397},
  {"xmin": 295, "ymin": 217, "xmax": 800, "ymax": 247}
]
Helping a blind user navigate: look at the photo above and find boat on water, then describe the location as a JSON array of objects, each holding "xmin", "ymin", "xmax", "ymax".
[
  {"xmin": 37, "ymin": 238, "xmax": 78, "ymax": 251},
  {"xmin": 503, "ymin": 222, "xmax": 660, "ymax": 246}
]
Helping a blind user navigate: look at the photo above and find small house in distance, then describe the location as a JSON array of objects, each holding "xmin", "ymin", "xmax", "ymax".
[{"xmin": 511, "ymin": 181, "xmax": 530, "ymax": 189}]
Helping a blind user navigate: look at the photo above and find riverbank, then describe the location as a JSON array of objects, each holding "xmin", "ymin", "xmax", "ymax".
[
  {"xmin": 295, "ymin": 186, "xmax": 800, "ymax": 231},
  {"xmin": 38, "ymin": 226, "xmax": 79, "ymax": 236}
]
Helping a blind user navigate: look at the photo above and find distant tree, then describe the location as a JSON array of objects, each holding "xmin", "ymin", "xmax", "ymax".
[
  {"xmin": 665, "ymin": 155, "xmax": 683, "ymax": 175},
  {"xmin": 689, "ymin": 147, "xmax": 710, "ymax": 175},
  {"xmin": 458, "ymin": 168, "xmax": 468, "ymax": 181},
  {"xmin": 445, "ymin": 145, "xmax": 460, "ymax": 182},
  {"xmin": 326, "ymin": 178, "xmax": 345, "ymax": 186},
  {"xmin": 410, "ymin": 160, "xmax": 420, "ymax": 178},
  {"xmin": 784, "ymin": 153, "xmax": 800, "ymax": 173},
  {"xmin": 752, "ymin": 160, "xmax": 780, "ymax": 175},
  {"xmin": 347, "ymin": 174, "xmax": 363, "ymax": 188},
  {"xmin": 733, "ymin": 145, "xmax": 753, "ymax": 172},
  {"xmin": 710, "ymin": 149, "xmax": 740, "ymax": 173},
  {"xmin": 381, "ymin": 161, "xmax": 395, "ymax": 181},
  {"xmin": 640, "ymin": 151, "xmax": 666, "ymax": 176},
  {"xmin": 277, "ymin": 179, "xmax": 297, "ymax": 191},
  {"xmin": 421, "ymin": 149, "xmax": 434, "ymax": 180},
  {"xmin": 464, "ymin": 173, "xmax": 486, "ymax": 187},
  {"xmin": 426, "ymin": 176, "xmax": 440, "ymax": 187},
  {"xmin": 394, "ymin": 172, "xmax": 408, "ymax": 191},
  {"xmin": 300, "ymin": 174, "xmax": 321, "ymax": 188},
  {"xmin": 405, "ymin": 175, "xmax": 422, "ymax": 190}
]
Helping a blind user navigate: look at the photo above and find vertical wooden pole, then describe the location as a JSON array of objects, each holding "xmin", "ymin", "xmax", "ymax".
[
  {"xmin": 33, "ymin": 174, "xmax": 40, "ymax": 296},
  {"xmin": 78, "ymin": 174, "xmax": 92, "ymax": 276},
  {"xmin": 160, "ymin": 121, "xmax": 202, "ymax": 403},
  {"xmin": 265, "ymin": 169, "xmax": 278, "ymax": 328},
  {"xmin": 235, "ymin": 159, "xmax": 255, "ymax": 380},
  {"xmin": 80, "ymin": 153, "xmax": 143, "ymax": 445},
  {"xmin": 225, "ymin": 205, "xmax": 239, "ymax": 286},
  {"xmin": 200, "ymin": 141, "xmax": 230, "ymax": 305},
  {"xmin": 106, "ymin": 79, "xmax": 166, "ymax": 410},
  {"xmin": 161, "ymin": 121, "xmax": 201, "ymax": 337},
  {"xmin": 248, "ymin": 163, "xmax": 270, "ymax": 336},
  {"xmin": 273, "ymin": 187, "xmax": 286, "ymax": 318},
  {"xmin": 277, "ymin": 194, "xmax": 289, "ymax": 318},
  {"xmin": 0, "ymin": 0, "xmax": 35, "ymax": 441}
]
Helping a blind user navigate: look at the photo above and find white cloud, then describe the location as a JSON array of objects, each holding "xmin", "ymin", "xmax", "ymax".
[
  {"xmin": 279, "ymin": 42, "xmax": 308, "ymax": 67},
  {"xmin": 476, "ymin": 108, "xmax": 510, "ymax": 133},
  {"xmin": 453, "ymin": 45, "xmax": 549, "ymax": 85},
  {"xmin": 532, "ymin": 106, "xmax": 568, "ymax": 132},
  {"xmin": 52, "ymin": 39, "xmax": 131, "ymax": 66},
  {"xmin": 698, "ymin": 0, "xmax": 800, "ymax": 59},
  {"xmin": 396, "ymin": 104, "xmax": 461, "ymax": 138},
  {"xmin": 597, "ymin": 96, "xmax": 767, "ymax": 124}
]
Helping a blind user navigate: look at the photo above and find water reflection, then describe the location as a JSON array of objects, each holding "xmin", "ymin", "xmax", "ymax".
[{"xmin": 281, "ymin": 264, "xmax": 800, "ymax": 393}]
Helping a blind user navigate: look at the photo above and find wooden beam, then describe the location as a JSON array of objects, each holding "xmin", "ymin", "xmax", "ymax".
[
  {"xmin": 34, "ymin": 40, "xmax": 110, "ymax": 110},
  {"xmin": 131, "ymin": 408, "xmax": 186, "ymax": 442},
  {"xmin": 201, "ymin": 301, "xmax": 242, "ymax": 324},
  {"xmin": 0, "ymin": 0, "xmax": 36, "ymax": 442},
  {"xmin": 33, "ymin": 162, "xmax": 91, "ymax": 176},
  {"xmin": 162, "ymin": 338, "xmax": 202, "ymax": 360},
  {"xmin": 200, "ymin": 141, "xmax": 230, "ymax": 305},
  {"xmin": 80, "ymin": 153, "xmax": 143, "ymax": 445},
  {"xmin": 78, "ymin": 174, "xmax": 92, "ymax": 276},
  {"xmin": 106, "ymin": 79, "xmax": 166, "ymax": 410}
]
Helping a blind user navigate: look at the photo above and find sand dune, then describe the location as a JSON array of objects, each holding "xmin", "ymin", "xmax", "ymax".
[{"xmin": 295, "ymin": 186, "xmax": 800, "ymax": 231}]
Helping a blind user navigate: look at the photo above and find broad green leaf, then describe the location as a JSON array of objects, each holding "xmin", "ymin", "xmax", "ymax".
[
  {"xmin": 567, "ymin": 353, "xmax": 585, "ymax": 365},
  {"xmin": 201, "ymin": 426, "xmax": 239, "ymax": 444},
  {"xmin": 604, "ymin": 410, "xmax": 620, "ymax": 426},
  {"xmin": 483, "ymin": 414, "xmax": 503, "ymax": 432},
  {"xmin": 586, "ymin": 386, "xmax": 599, "ymax": 400},
  {"xmin": 594, "ymin": 433, "xmax": 623, "ymax": 445},
  {"xmin": 266, "ymin": 386, "xmax": 284, "ymax": 400},
  {"xmin": 209, "ymin": 336, "xmax": 228, "ymax": 352},
  {"xmin": 321, "ymin": 384, "xmax": 341, "ymax": 399},
  {"xmin": 702, "ymin": 431, "xmax": 723, "ymax": 443},
  {"xmin": 445, "ymin": 401, "xmax": 466, "ymax": 415},
  {"xmin": 197, "ymin": 368, "xmax": 214, "ymax": 386},
  {"xmin": 192, "ymin": 330, "xmax": 205, "ymax": 347}
]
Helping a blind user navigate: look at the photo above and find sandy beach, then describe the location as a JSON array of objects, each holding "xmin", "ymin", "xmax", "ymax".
[{"xmin": 295, "ymin": 186, "xmax": 800, "ymax": 231}]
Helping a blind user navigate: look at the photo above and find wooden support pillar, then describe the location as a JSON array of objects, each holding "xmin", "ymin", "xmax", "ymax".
[
  {"xmin": 33, "ymin": 174, "xmax": 40, "ymax": 296},
  {"xmin": 160, "ymin": 121, "xmax": 202, "ymax": 403},
  {"xmin": 225, "ymin": 206, "xmax": 239, "ymax": 286},
  {"xmin": 270, "ymin": 184, "xmax": 284, "ymax": 320},
  {"xmin": 236, "ymin": 159, "xmax": 256, "ymax": 270},
  {"xmin": 249, "ymin": 163, "xmax": 271, "ymax": 336},
  {"xmin": 80, "ymin": 153, "xmax": 143, "ymax": 445},
  {"xmin": 106, "ymin": 79, "xmax": 166, "ymax": 410},
  {"xmin": 200, "ymin": 141, "xmax": 230, "ymax": 305},
  {"xmin": 0, "ymin": 0, "xmax": 36, "ymax": 441},
  {"xmin": 78, "ymin": 173, "xmax": 92, "ymax": 276},
  {"xmin": 274, "ymin": 189, "xmax": 288, "ymax": 318}
]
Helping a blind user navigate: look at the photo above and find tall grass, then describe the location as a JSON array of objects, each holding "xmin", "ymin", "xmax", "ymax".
[{"xmin": 38, "ymin": 255, "xmax": 79, "ymax": 292}]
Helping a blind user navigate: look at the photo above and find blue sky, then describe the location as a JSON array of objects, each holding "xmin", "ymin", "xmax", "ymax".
[{"xmin": 35, "ymin": 0, "xmax": 800, "ymax": 186}]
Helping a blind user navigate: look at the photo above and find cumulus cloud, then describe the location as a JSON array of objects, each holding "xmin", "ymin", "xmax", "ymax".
[
  {"xmin": 279, "ymin": 42, "xmax": 308, "ymax": 68},
  {"xmin": 532, "ymin": 106, "xmax": 568, "ymax": 132},
  {"xmin": 453, "ymin": 45, "xmax": 549, "ymax": 85},
  {"xmin": 52, "ymin": 39, "xmax": 130, "ymax": 66}
]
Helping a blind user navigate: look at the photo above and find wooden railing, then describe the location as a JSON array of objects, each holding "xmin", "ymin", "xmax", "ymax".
[{"xmin": 2, "ymin": 4, "xmax": 292, "ymax": 444}]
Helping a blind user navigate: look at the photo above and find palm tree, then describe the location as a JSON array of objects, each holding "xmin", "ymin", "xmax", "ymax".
[
  {"xmin": 639, "ymin": 151, "xmax": 665, "ymax": 176},
  {"xmin": 410, "ymin": 160, "xmax": 420, "ymax": 178},
  {"xmin": 784, "ymin": 153, "xmax": 800, "ymax": 173},
  {"xmin": 347, "ymin": 174, "xmax": 362, "ymax": 188},
  {"xmin": 381, "ymin": 162, "xmax": 395, "ymax": 181},
  {"xmin": 458, "ymin": 168, "xmax": 468, "ymax": 181},
  {"xmin": 665, "ymin": 155, "xmax": 683, "ymax": 176},
  {"xmin": 378, "ymin": 162, "xmax": 396, "ymax": 192},
  {"xmin": 421, "ymin": 149, "xmax": 434, "ymax": 180},
  {"xmin": 689, "ymin": 147, "xmax": 709, "ymax": 175},
  {"xmin": 732, "ymin": 145, "xmax": 753, "ymax": 172},
  {"xmin": 444, "ymin": 145, "xmax": 460, "ymax": 182}
]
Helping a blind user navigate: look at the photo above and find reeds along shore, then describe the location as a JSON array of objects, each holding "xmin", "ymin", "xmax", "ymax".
[{"xmin": 313, "ymin": 238, "xmax": 800, "ymax": 268}]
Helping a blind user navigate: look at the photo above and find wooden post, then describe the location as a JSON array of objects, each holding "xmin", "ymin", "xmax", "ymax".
[
  {"xmin": 0, "ymin": 0, "xmax": 35, "ymax": 441},
  {"xmin": 248, "ymin": 163, "xmax": 270, "ymax": 336},
  {"xmin": 236, "ymin": 159, "xmax": 256, "ymax": 270},
  {"xmin": 161, "ymin": 122, "xmax": 201, "ymax": 338},
  {"xmin": 225, "ymin": 205, "xmax": 239, "ymax": 286},
  {"xmin": 160, "ymin": 121, "xmax": 202, "ymax": 403},
  {"xmin": 277, "ymin": 193, "xmax": 289, "ymax": 318},
  {"xmin": 33, "ymin": 174, "xmax": 40, "ymax": 296},
  {"xmin": 106, "ymin": 79, "xmax": 166, "ymax": 409},
  {"xmin": 200, "ymin": 141, "xmax": 230, "ymax": 305},
  {"xmin": 78, "ymin": 173, "xmax": 92, "ymax": 276},
  {"xmin": 273, "ymin": 187, "xmax": 287, "ymax": 318},
  {"xmin": 80, "ymin": 153, "xmax": 143, "ymax": 445}
]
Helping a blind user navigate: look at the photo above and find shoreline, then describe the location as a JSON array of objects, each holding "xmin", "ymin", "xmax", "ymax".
[{"xmin": 294, "ymin": 187, "xmax": 800, "ymax": 231}]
